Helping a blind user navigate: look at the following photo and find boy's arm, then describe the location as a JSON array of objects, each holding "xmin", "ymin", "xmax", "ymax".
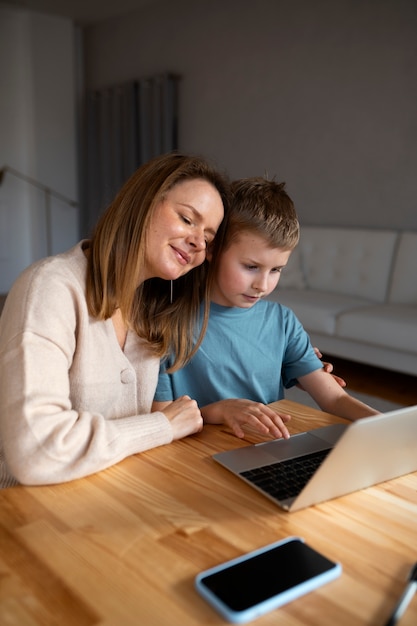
[
  {"xmin": 153, "ymin": 360, "xmax": 175, "ymax": 408},
  {"xmin": 297, "ymin": 369, "xmax": 380, "ymax": 421},
  {"xmin": 201, "ymin": 399, "xmax": 291, "ymax": 439},
  {"xmin": 298, "ymin": 347, "xmax": 346, "ymax": 388},
  {"xmin": 154, "ymin": 397, "xmax": 291, "ymax": 440},
  {"xmin": 152, "ymin": 400, "xmax": 171, "ymax": 412}
]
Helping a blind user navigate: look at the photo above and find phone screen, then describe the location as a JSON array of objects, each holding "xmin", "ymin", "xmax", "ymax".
[{"xmin": 197, "ymin": 537, "xmax": 339, "ymax": 613}]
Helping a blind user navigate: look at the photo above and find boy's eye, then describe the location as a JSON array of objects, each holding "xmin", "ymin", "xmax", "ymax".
[
  {"xmin": 272, "ymin": 267, "xmax": 282, "ymax": 273},
  {"xmin": 181, "ymin": 215, "xmax": 192, "ymax": 225}
]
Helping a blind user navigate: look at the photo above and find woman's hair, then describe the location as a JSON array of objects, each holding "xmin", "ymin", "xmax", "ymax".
[
  {"xmin": 224, "ymin": 177, "xmax": 300, "ymax": 251},
  {"xmin": 86, "ymin": 152, "xmax": 231, "ymax": 370}
]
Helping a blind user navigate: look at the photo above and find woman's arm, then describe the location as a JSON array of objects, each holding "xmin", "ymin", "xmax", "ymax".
[{"xmin": 0, "ymin": 264, "xmax": 174, "ymax": 486}]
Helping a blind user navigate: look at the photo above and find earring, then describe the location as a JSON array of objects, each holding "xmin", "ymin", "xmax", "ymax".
[{"xmin": 170, "ymin": 280, "xmax": 173, "ymax": 304}]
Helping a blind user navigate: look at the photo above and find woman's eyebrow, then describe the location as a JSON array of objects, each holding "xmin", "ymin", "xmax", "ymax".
[{"xmin": 179, "ymin": 203, "xmax": 217, "ymax": 237}]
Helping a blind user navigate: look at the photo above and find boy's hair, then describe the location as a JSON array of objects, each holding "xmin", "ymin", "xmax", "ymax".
[{"xmin": 224, "ymin": 177, "xmax": 300, "ymax": 251}]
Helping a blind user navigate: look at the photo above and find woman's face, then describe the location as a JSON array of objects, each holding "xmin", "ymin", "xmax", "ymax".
[{"xmin": 143, "ymin": 178, "xmax": 224, "ymax": 281}]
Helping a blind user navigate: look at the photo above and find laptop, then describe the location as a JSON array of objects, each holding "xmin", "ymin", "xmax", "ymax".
[{"xmin": 212, "ymin": 405, "xmax": 417, "ymax": 512}]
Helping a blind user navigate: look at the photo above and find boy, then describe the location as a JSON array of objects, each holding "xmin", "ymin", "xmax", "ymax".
[{"xmin": 153, "ymin": 177, "xmax": 379, "ymax": 439}]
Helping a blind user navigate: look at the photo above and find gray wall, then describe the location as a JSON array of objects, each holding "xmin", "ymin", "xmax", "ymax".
[
  {"xmin": 0, "ymin": 4, "xmax": 79, "ymax": 292},
  {"xmin": 84, "ymin": 0, "xmax": 417, "ymax": 230}
]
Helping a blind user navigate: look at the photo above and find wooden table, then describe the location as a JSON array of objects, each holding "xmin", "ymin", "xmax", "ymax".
[{"xmin": 0, "ymin": 400, "xmax": 416, "ymax": 626}]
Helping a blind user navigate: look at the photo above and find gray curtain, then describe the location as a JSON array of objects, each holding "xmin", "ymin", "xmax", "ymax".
[{"xmin": 81, "ymin": 73, "xmax": 180, "ymax": 237}]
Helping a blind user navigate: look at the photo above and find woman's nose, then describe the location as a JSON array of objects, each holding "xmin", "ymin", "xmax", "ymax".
[{"xmin": 187, "ymin": 229, "xmax": 206, "ymax": 251}]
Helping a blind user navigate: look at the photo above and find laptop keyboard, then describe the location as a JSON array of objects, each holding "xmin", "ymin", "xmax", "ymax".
[{"xmin": 240, "ymin": 448, "xmax": 332, "ymax": 501}]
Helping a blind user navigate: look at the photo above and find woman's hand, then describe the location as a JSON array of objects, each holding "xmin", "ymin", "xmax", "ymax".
[
  {"xmin": 160, "ymin": 395, "xmax": 204, "ymax": 440},
  {"xmin": 201, "ymin": 399, "xmax": 291, "ymax": 440}
]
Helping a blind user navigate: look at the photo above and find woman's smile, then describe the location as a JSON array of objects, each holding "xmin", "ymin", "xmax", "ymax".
[{"xmin": 170, "ymin": 245, "xmax": 191, "ymax": 266}]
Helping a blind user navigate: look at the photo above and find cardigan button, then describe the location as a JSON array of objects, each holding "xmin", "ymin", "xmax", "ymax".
[{"xmin": 120, "ymin": 368, "xmax": 135, "ymax": 384}]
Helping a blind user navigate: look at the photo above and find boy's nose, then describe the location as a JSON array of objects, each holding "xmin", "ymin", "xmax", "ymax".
[{"xmin": 253, "ymin": 274, "xmax": 268, "ymax": 291}]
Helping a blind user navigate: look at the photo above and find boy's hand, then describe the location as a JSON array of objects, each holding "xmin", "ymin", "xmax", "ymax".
[{"xmin": 201, "ymin": 399, "xmax": 291, "ymax": 440}]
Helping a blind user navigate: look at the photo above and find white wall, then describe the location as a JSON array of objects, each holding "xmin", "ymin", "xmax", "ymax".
[
  {"xmin": 0, "ymin": 4, "xmax": 79, "ymax": 292},
  {"xmin": 84, "ymin": 0, "xmax": 417, "ymax": 231}
]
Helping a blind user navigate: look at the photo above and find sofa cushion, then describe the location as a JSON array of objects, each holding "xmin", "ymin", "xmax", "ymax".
[
  {"xmin": 337, "ymin": 303, "xmax": 417, "ymax": 354},
  {"xmin": 388, "ymin": 232, "xmax": 417, "ymax": 304},
  {"xmin": 269, "ymin": 288, "xmax": 372, "ymax": 335},
  {"xmin": 299, "ymin": 227, "xmax": 398, "ymax": 302}
]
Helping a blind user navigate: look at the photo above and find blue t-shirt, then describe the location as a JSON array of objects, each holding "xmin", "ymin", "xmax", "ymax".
[{"xmin": 154, "ymin": 300, "xmax": 322, "ymax": 406}]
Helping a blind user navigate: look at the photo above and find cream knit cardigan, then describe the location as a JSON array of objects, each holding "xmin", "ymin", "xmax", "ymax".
[{"xmin": 0, "ymin": 243, "xmax": 173, "ymax": 488}]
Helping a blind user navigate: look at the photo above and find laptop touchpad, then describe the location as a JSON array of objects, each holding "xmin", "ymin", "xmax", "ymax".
[{"xmin": 258, "ymin": 432, "xmax": 330, "ymax": 461}]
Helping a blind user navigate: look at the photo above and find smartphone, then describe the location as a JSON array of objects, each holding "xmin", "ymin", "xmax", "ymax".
[{"xmin": 195, "ymin": 536, "xmax": 342, "ymax": 623}]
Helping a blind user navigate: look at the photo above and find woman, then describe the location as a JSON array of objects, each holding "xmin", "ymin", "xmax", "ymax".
[{"xmin": 0, "ymin": 152, "xmax": 230, "ymax": 487}]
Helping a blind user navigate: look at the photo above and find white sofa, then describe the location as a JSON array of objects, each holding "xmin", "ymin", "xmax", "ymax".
[{"xmin": 266, "ymin": 226, "xmax": 417, "ymax": 376}]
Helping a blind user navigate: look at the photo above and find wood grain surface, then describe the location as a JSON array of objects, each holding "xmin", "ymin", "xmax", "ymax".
[{"xmin": 0, "ymin": 400, "xmax": 416, "ymax": 626}]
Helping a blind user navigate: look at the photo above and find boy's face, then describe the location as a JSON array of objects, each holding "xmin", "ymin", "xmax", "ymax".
[{"xmin": 210, "ymin": 231, "xmax": 292, "ymax": 308}]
